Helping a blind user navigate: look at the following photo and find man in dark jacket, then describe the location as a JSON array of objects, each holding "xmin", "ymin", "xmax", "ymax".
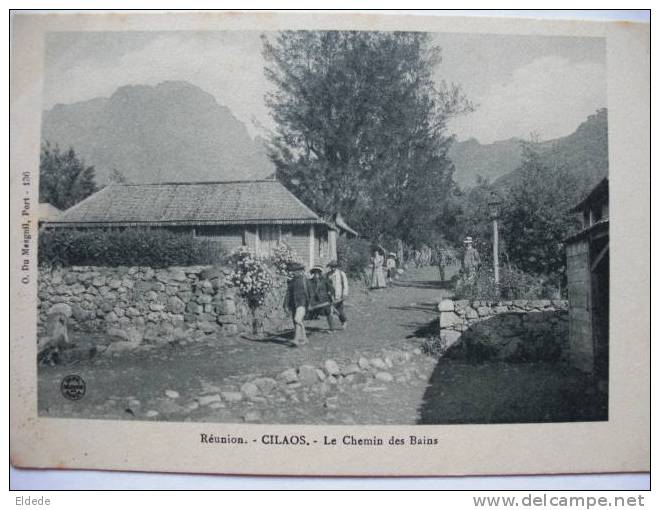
[
  {"xmin": 308, "ymin": 265, "xmax": 335, "ymax": 333},
  {"xmin": 286, "ymin": 262, "xmax": 310, "ymax": 346}
]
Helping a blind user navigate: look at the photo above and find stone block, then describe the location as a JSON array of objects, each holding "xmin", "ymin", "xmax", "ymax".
[
  {"xmin": 169, "ymin": 269, "xmax": 188, "ymax": 282},
  {"xmin": 197, "ymin": 295, "xmax": 212, "ymax": 305},
  {"xmin": 441, "ymin": 330, "xmax": 462, "ymax": 348},
  {"xmin": 437, "ymin": 299, "xmax": 455, "ymax": 312},
  {"xmin": 465, "ymin": 307, "xmax": 479, "ymax": 319},
  {"xmin": 217, "ymin": 313, "xmax": 238, "ymax": 325},
  {"xmin": 186, "ymin": 302, "xmax": 201, "ymax": 314},
  {"xmin": 47, "ymin": 303, "xmax": 72, "ymax": 318},
  {"xmin": 439, "ymin": 311, "xmax": 461, "ymax": 328}
]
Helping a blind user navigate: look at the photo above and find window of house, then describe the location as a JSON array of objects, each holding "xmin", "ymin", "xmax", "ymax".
[
  {"xmin": 319, "ymin": 230, "xmax": 328, "ymax": 259},
  {"xmin": 259, "ymin": 225, "xmax": 280, "ymax": 256}
]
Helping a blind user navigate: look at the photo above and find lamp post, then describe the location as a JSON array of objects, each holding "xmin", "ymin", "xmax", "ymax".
[{"xmin": 488, "ymin": 195, "xmax": 502, "ymax": 289}]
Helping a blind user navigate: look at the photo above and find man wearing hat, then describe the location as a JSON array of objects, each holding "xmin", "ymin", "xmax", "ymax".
[
  {"xmin": 285, "ymin": 262, "xmax": 310, "ymax": 346},
  {"xmin": 308, "ymin": 264, "xmax": 336, "ymax": 332},
  {"xmin": 327, "ymin": 260, "xmax": 349, "ymax": 330}
]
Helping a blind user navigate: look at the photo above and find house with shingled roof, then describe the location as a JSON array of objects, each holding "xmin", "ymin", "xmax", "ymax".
[{"xmin": 46, "ymin": 180, "xmax": 358, "ymax": 268}]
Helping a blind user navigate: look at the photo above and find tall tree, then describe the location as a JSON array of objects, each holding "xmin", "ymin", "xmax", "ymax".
[
  {"xmin": 262, "ymin": 31, "xmax": 470, "ymax": 245},
  {"xmin": 500, "ymin": 143, "xmax": 581, "ymax": 284},
  {"xmin": 39, "ymin": 142, "xmax": 98, "ymax": 210}
]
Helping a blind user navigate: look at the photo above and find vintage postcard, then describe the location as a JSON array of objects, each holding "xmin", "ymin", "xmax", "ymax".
[{"xmin": 10, "ymin": 11, "xmax": 649, "ymax": 476}]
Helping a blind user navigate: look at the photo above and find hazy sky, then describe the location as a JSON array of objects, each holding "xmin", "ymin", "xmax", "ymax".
[{"xmin": 43, "ymin": 30, "xmax": 606, "ymax": 144}]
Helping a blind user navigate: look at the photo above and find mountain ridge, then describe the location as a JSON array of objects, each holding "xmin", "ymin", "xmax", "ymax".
[
  {"xmin": 449, "ymin": 109, "xmax": 608, "ymax": 191},
  {"xmin": 41, "ymin": 80, "xmax": 274, "ymax": 185}
]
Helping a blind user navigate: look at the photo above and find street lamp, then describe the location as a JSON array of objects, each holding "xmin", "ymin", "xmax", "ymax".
[{"xmin": 488, "ymin": 195, "xmax": 502, "ymax": 289}]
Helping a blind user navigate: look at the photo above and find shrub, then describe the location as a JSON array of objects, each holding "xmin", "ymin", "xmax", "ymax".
[
  {"xmin": 227, "ymin": 246, "xmax": 274, "ymax": 312},
  {"xmin": 337, "ymin": 236, "xmax": 372, "ymax": 279},
  {"xmin": 38, "ymin": 228, "xmax": 225, "ymax": 268},
  {"xmin": 453, "ymin": 264, "xmax": 558, "ymax": 301},
  {"xmin": 268, "ymin": 243, "xmax": 304, "ymax": 280}
]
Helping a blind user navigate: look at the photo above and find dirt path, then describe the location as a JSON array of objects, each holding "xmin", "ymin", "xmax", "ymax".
[{"xmin": 38, "ymin": 267, "xmax": 452, "ymax": 424}]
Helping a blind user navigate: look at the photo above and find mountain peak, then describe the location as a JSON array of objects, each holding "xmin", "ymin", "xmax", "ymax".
[
  {"xmin": 449, "ymin": 111, "xmax": 607, "ymax": 189},
  {"xmin": 42, "ymin": 82, "xmax": 274, "ymax": 184}
]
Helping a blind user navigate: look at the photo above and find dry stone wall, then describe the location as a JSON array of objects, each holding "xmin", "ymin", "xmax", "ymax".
[
  {"xmin": 37, "ymin": 265, "xmax": 289, "ymax": 338},
  {"xmin": 437, "ymin": 298, "xmax": 569, "ymax": 362}
]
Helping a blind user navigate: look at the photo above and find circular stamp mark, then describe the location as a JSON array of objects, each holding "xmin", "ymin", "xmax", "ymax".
[{"xmin": 60, "ymin": 374, "xmax": 86, "ymax": 401}]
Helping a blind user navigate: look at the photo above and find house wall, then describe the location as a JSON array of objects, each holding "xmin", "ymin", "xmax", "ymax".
[
  {"xmin": 566, "ymin": 238, "xmax": 594, "ymax": 373},
  {"xmin": 193, "ymin": 225, "xmax": 244, "ymax": 253}
]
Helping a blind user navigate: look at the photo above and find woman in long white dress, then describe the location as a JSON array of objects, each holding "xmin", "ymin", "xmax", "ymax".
[{"xmin": 370, "ymin": 250, "xmax": 387, "ymax": 289}]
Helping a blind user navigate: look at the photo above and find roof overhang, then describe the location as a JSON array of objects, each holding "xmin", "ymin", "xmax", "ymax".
[
  {"xmin": 328, "ymin": 212, "xmax": 359, "ymax": 237},
  {"xmin": 564, "ymin": 218, "xmax": 609, "ymax": 244},
  {"xmin": 44, "ymin": 218, "xmax": 327, "ymax": 228},
  {"xmin": 570, "ymin": 177, "xmax": 609, "ymax": 213}
]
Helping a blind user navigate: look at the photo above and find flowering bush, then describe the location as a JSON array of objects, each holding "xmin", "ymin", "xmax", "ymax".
[
  {"xmin": 227, "ymin": 246, "xmax": 274, "ymax": 312},
  {"xmin": 269, "ymin": 243, "xmax": 304, "ymax": 280}
]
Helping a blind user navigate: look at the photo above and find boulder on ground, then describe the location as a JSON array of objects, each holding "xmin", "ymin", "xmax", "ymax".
[
  {"xmin": 240, "ymin": 382, "xmax": 260, "ymax": 399},
  {"xmin": 278, "ymin": 368, "xmax": 298, "ymax": 384},
  {"xmin": 221, "ymin": 391, "xmax": 244, "ymax": 403},
  {"xmin": 253, "ymin": 377, "xmax": 277, "ymax": 394},
  {"xmin": 196, "ymin": 394, "xmax": 222, "ymax": 406},
  {"xmin": 298, "ymin": 365, "xmax": 319, "ymax": 386},
  {"xmin": 375, "ymin": 371, "xmax": 394, "ymax": 382},
  {"xmin": 324, "ymin": 359, "xmax": 340, "ymax": 376}
]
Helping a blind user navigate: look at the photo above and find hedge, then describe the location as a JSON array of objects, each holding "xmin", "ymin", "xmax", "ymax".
[
  {"xmin": 38, "ymin": 228, "xmax": 225, "ymax": 268},
  {"xmin": 336, "ymin": 236, "xmax": 372, "ymax": 279}
]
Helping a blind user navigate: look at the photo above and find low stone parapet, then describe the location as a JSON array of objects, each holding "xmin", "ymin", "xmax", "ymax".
[
  {"xmin": 437, "ymin": 298, "xmax": 569, "ymax": 362},
  {"xmin": 38, "ymin": 265, "xmax": 288, "ymax": 339}
]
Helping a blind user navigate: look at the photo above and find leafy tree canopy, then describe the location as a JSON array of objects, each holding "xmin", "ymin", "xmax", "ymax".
[
  {"xmin": 262, "ymin": 31, "xmax": 471, "ymax": 247},
  {"xmin": 39, "ymin": 142, "xmax": 98, "ymax": 210},
  {"xmin": 499, "ymin": 142, "xmax": 582, "ymax": 284}
]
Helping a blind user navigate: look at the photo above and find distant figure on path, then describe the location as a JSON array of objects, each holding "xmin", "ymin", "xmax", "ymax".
[
  {"xmin": 462, "ymin": 236, "xmax": 481, "ymax": 276},
  {"xmin": 386, "ymin": 252, "xmax": 397, "ymax": 286},
  {"xmin": 327, "ymin": 260, "xmax": 349, "ymax": 330},
  {"xmin": 370, "ymin": 250, "xmax": 387, "ymax": 289},
  {"xmin": 437, "ymin": 248, "xmax": 447, "ymax": 281},
  {"xmin": 286, "ymin": 262, "xmax": 310, "ymax": 346}
]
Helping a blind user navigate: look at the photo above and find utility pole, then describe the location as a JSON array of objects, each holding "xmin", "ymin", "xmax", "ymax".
[
  {"xmin": 492, "ymin": 216, "xmax": 499, "ymax": 286},
  {"xmin": 488, "ymin": 195, "xmax": 502, "ymax": 292}
]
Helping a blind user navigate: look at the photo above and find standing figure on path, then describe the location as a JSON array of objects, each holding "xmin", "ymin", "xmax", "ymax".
[
  {"xmin": 386, "ymin": 252, "xmax": 397, "ymax": 286},
  {"xmin": 308, "ymin": 265, "xmax": 336, "ymax": 332},
  {"xmin": 462, "ymin": 236, "xmax": 481, "ymax": 276},
  {"xmin": 437, "ymin": 248, "xmax": 446, "ymax": 281},
  {"xmin": 327, "ymin": 260, "xmax": 349, "ymax": 330},
  {"xmin": 286, "ymin": 262, "xmax": 310, "ymax": 346},
  {"xmin": 370, "ymin": 249, "xmax": 387, "ymax": 289}
]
